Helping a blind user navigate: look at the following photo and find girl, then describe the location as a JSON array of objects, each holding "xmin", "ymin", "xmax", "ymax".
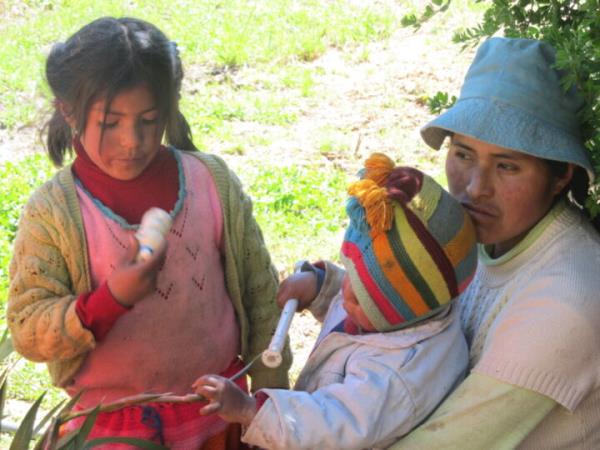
[
  {"xmin": 390, "ymin": 38, "xmax": 600, "ymax": 448},
  {"xmin": 7, "ymin": 17, "xmax": 290, "ymax": 449}
]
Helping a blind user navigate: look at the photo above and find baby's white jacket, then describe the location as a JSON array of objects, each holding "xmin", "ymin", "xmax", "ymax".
[{"xmin": 242, "ymin": 270, "xmax": 468, "ymax": 450}]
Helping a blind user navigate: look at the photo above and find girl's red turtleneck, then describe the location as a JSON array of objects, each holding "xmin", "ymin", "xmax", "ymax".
[{"xmin": 71, "ymin": 138, "xmax": 178, "ymax": 224}]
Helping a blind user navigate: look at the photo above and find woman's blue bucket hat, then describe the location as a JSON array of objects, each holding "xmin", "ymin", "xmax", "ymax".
[{"xmin": 421, "ymin": 37, "xmax": 594, "ymax": 182}]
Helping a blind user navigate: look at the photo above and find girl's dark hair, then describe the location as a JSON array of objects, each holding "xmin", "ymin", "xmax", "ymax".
[
  {"xmin": 545, "ymin": 159, "xmax": 600, "ymax": 232},
  {"xmin": 45, "ymin": 17, "xmax": 196, "ymax": 166}
]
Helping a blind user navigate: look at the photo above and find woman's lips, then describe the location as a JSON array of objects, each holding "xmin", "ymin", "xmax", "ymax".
[{"xmin": 462, "ymin": 202, "xmax": 498, "ymax": 223}]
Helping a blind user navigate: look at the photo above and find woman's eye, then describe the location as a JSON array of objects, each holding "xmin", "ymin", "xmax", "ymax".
[
  {"xmin": 498, "ymin": 162, "xmax": 518, "ymax": 171},
  {"xmin": 453, "ymin": 149, "xmax": 471, "ymax": 161}
]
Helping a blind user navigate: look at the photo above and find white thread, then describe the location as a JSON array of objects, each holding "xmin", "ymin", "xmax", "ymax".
[{"xmin": 136, "ymin": 208, "xmax": 172, "ymax": 262}]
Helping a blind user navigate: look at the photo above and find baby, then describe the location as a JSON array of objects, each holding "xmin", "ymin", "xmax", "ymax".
[{"xmin": 194, "ymin": 153, "xmax": 477, "ymax": 450}]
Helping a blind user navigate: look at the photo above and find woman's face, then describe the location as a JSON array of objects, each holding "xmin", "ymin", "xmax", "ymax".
[
  {"xmin": 445, "ymin": 134, "xmax": 572, "ymax": 257},
  {"xmin": 77, "ymin": 84, "xmax": 164, "ymax": 180}
]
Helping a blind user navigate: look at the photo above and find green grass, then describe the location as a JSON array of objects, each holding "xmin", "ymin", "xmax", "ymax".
[
  {"xmin": 0, "ymin": 0, "xmax": 403, "ymax": 130},
  {"xmin": 244, "ymin": 164, "xmax": 348, "ymax": 272}
]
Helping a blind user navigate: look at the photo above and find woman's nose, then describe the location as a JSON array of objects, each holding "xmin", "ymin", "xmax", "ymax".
[{"xmin": 465, "ymin": 168, "xmax": 493, "ymax": 200}]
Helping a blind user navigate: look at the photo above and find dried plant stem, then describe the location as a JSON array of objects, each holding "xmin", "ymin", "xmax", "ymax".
[{"xmin": 61, "ymin": 353, "xmax": 262, "ymax": 423}]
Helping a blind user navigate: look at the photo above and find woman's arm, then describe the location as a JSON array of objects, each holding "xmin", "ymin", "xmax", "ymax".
[{"xmin": 388, "ymin": 373, "xmax": 555, "ymax": 450}]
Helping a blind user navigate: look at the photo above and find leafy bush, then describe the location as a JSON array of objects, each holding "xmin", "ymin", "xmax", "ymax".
[{"xmin": 407, "ymin": 0, "xmax": 600, "ymax": 215}]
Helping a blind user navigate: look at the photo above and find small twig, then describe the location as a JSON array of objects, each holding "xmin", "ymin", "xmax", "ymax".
[{"xmin": 60, "ymin": 353, "xmax": 263, "ymax": 423}]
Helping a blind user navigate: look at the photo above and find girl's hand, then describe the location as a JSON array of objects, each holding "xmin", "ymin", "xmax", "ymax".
[
  {"xmin": 276, "ymin": 271, "xmax": 318, "ymax": 310},
  {"xmin": 107, "ymin": 235, "xmax": 167, "ymax": 307},
  {"xmin": 193, "ymin": 375, "xmax": 257, "ymax": 426}
]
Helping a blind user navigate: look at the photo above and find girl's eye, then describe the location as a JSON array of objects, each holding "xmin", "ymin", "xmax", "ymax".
[
  {"xmin": 99, "ymin": 121, "xmax": 117, "ymax": 129},
  {"xmin": 142, "ymin": 117, "xmax": 158, "ymax": 125}
]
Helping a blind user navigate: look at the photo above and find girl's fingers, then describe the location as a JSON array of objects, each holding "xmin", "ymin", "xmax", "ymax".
[{"xmin": 199, "ymin": 401, "xmax": 221, "ymax": 415}]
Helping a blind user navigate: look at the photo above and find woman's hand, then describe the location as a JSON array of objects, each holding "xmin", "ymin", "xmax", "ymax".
[
  {"xmin": 193, "ymin": 375, "xmax": 257, "ymax": 426},
  {"xmin": 107, "ymin": 235, "xmax": 167, "ymax": 307},
  {"xmin": 276, "ymin": 270, "xmax": 318, "ymax": 310}
]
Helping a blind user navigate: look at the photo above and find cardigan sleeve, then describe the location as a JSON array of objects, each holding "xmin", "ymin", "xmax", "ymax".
[
  {"xmin": 7, "ymin": 184, "xmax": 96, "ymax": 362},
  {"xmin": 202, "ymin": 152, "xmax": 291, "ymax": 390},
  {"xmin": 234, "ymin": 170, "xmax": 291, "ymax": 390},
  {"xmin": 388, "ymin": 373, "xmax": 556, "ymax": 450}
]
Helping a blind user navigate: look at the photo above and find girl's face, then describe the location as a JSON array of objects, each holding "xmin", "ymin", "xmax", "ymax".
[
  {"xmin": 342, "ymin": 275, "xmax": 376, "ymax": 332},
  {"xmin": 78, "ymin": 84, "xmax": 164, "ymax": 180},
  {"xmin": 445, "ymin": 134, "xmax": 572, "ymax": 257}
]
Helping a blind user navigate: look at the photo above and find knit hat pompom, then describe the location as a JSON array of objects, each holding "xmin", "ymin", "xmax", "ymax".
[
  {"xmin": 347, "ymin": 179, "xmax": 392, "ymax": 236},
  {"xmin": 363, "ymin": 152, "xmax": 395, "ymax": 186},
  {"xmin": 341, "ymin": 153, "xmax": 477, "ymax": 332},
  {"xmin": 386, "ymin": 167, "xmax": 423, "ymax": 204}
]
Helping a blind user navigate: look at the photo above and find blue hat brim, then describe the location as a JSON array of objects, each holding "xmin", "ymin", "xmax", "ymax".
[{"xmin": 421, "ymin": 97, "xmax": 594, "ymax": 182}]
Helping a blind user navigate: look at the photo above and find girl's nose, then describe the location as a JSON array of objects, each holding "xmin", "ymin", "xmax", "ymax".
[
  {"xmin": 465, "ymin": 168, "xmax": 493, "ymax": 200},
  {"xmin": 120, "ymin": 123, "xmax": 142, "ymax": 150}
]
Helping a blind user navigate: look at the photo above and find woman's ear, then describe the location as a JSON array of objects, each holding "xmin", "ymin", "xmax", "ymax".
[{"xmin": 552, "ymin": 163, "xmax": 575, "ymax": 196}]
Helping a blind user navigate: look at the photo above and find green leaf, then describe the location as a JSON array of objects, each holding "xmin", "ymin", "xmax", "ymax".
[
  {"xmin": 73, "ymin": 406, "xmax": 100, "ymax": 447},
  {"xmin": 0, "ymin": 329, "xmax": 13, "ymax": 362},
  {"xmin": 33, "ymin": 398, "xmax": 66, "ymax": 436},
  {"xmin": 33, "ymin": 418, "xmax": 60, "ymax": 450},
  {"xmin": 83, "ymin": 437, "xmax": 169, "ymax": 449},
  {"xmin": 54, "ymin": 427, "xmax": 80, "ymax": 449},
  {"xmin": 58, "ymin": 390, "xmax": 85, "ymax": 420},
  {"xmin": 9, "ymin": 392, "xmax": 45, "ymax": 450},
  {"xmin": 0, "ymin": 372, "xmax": 8, "ymax": 430}
]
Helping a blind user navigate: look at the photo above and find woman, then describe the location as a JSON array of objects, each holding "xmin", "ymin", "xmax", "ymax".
[{"xmin": 390, "ymin": 37, "xmax": 600, "ymax": 449}]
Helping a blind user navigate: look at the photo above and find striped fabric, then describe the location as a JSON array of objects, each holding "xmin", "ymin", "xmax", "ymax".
[{"xmin": 342, "ymin": 153, "xmax": 477, "ymax": 332}]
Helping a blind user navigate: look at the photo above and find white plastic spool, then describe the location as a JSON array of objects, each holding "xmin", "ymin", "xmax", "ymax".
[
  {"xmin": 261, "ymin": 298, "xmax": 298, "ymax": 368},
  {"xmin": 135, "ymin": 208, "xmax": 172, "ymax": 262}
]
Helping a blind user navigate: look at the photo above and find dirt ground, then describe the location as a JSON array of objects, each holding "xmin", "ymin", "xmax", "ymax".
[{"xmin": 0, "ymin": 5, "xmax": 479, "ymax": 410}]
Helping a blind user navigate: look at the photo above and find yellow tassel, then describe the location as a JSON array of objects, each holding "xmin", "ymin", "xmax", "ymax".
[
  {"xmin": 348, "ymin": 179, "xmax": 393, "ymax": 235},
  {"xmin": 364, "ymin": 153, "xmax": 395, "ymax": 187}
]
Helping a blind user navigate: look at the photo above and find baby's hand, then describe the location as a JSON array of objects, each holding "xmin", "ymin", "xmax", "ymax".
[
  {"xmin": 107, "ymin": 235, "xmax": 167, "ymax": 307},
  {"xmin": 193, "ymin": 375, "xmax": 257, "ymax": 426},
  {"xmin": 276, "ymin": 271, "xmax": 318, "ymax": 310}
]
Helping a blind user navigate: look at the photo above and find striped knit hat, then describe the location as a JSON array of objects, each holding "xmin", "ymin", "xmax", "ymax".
[{"xmin": 341, "ymin": 153, "xmax": 477, "ymax": 332}]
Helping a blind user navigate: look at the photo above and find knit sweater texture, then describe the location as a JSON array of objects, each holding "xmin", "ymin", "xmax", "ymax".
[
  {"xmin": 7, "ymin": 149, "xmax": 291, "ymax": 391},
  {"xmin": 461, "ymin": 202, "xmax": 600, "ymax": 448}
]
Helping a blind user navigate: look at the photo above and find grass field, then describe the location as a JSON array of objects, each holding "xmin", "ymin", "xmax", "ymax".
[{"xmin": 0, "ymin": 0, "xmax": 487, "ymax": 444}]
